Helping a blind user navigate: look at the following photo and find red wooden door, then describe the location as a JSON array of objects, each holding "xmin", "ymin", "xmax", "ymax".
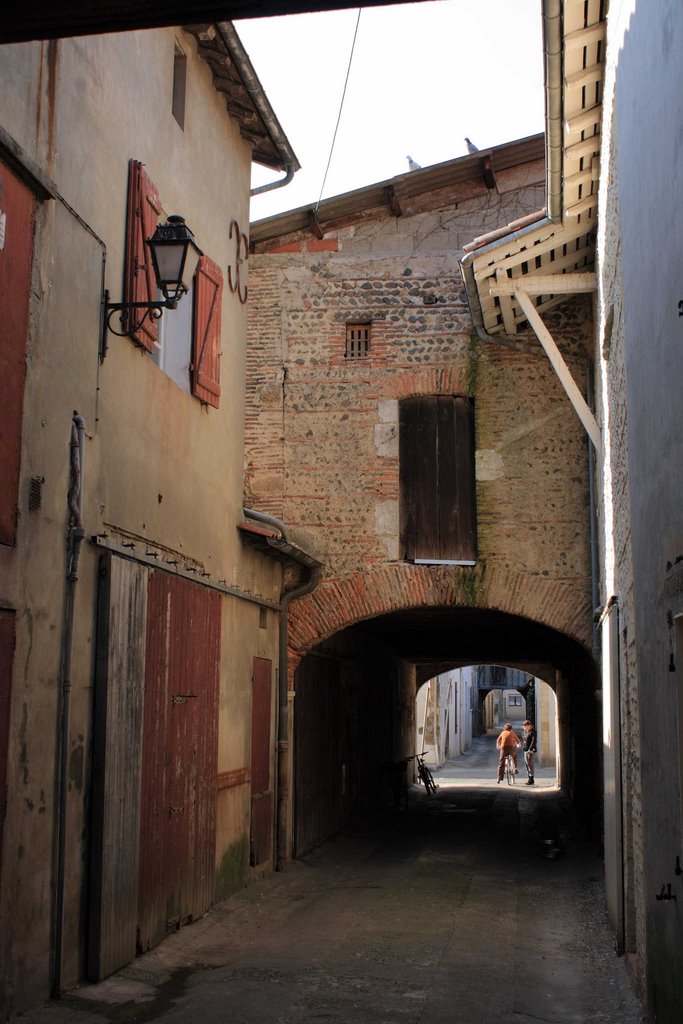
[
  {"xmin": 250, "ymin": 658, "xmax": 273, "ymax": 866},
  {"xmin": 0, "ymin": 159, "xmax": 35, "ymax": 545},
  {"xmin": 138, "ymin": 572, "xmax": 221, "ymax": 950}
]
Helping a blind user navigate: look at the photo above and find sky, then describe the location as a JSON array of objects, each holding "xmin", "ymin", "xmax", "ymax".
[{"xmin": 236, "ymin": 0, "xmax": 545, "ymax": 222}]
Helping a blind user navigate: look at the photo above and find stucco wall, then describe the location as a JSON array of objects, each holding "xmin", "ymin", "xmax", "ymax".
[
  {"xmin": 0, "ymin": 28, "xmax": 282, "ymax": 1013},
  {"xmin": 598, "ymin": 0, "xmax": 683, "ymax": 1015}
]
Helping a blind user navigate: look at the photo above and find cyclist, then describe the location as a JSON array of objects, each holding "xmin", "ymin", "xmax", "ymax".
[{"xmin": 496, "ymin": 722, "xmax": 521, "ymax": 783}]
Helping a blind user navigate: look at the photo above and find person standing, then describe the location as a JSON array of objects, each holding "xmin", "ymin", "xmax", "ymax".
[
  {"xmin": 496, "ymin": 722, "xmax": 521, "ymax": 782},
  {"xmin": 522, "ymin": 719, "xmax": 537, "ymax": 785}
]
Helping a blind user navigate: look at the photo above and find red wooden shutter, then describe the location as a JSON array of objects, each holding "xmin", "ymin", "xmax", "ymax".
[
  {"xmin": 124, "ymin": 160, "xmax": 162, "ymax": 352},
  {"xmin": 192, "ymin": 255, "xmax": 223, "ymax": 408}
]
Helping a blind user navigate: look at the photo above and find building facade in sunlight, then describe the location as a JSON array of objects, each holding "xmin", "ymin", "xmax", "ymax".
[{"xmin": 0, "ymin": 21, "xmax": 303, "ymax": 1016}]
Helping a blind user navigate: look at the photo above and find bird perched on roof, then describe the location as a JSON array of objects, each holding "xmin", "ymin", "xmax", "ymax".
[
  {"xmin": 465, "ymin": 137, "xmax": 479, "ymax": 154},
  {"xmin": 406, "ymin": 155, "xmax": 421, "ymax": 171}
]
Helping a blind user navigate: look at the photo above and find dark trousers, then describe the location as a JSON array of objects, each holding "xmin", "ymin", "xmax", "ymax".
[{"xmin": 497, "ymin": 748, "xmax": 517, "ymax": 781}]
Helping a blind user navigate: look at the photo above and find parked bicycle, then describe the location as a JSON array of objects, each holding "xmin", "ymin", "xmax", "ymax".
[{"xmin": 408, "ymin": 751, "xmax": 438, "ymax": 795}]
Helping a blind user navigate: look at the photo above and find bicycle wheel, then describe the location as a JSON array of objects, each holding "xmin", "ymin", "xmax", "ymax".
[
  {"xmin": 420, "ymin": 764, "xmax": 437, "ymax": 796},
  {"xmin": 506, "ymin": 757, "xmax": 515, "ymax": 785}
]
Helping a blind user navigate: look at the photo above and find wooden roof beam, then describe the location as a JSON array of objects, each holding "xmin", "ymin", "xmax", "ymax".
[
  {"xmin": 489, "ymin": 272, "xmax": 597, "ymax": 296},
  {"xmin": 513, "ymin": 289, "xmax": 600, "ymax": 451}
]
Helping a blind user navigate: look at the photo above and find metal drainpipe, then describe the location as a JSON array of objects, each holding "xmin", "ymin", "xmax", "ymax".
[
  {"xmin": 52, "ymin": 414, "xmax": 86, "ymax": 996},
  {"xmin": 242, "ymin": 508, "xmax": 321, "ymax": 871}
]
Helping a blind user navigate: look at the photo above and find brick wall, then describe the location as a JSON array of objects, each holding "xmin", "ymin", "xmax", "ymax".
[{"xmin": 245, "ymin": 172, "xmax": 593, "ymax": 675}]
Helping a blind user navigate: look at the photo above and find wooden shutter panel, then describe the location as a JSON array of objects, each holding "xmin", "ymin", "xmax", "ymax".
[
  {"xmin": 192, "ymin": 255, "xmax": 223, "ymax": 408},
  {"xmin": 124, "ymin": 160, "xmax": 162, "ymax": 352},
  {"xmin": 399, "ymin": 396, "xmax": 477, "ymax": 562}
]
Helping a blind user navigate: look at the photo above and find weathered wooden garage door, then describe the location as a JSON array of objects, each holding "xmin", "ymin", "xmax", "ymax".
[
  {"xmin": 90, "ymin": 555, "xmax": 221, "ymax": 978},
  {"xmin": 138, "ymin": 570, "xmax": 221, "ymax": 951},
  {"xmin": 250, "ymin": 657, "xmax": 273, "ymax": 867}
]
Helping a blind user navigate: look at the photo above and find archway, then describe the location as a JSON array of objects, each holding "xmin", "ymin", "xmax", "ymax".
[{"xmin": 290, "ymin": 598, "xmax": 597, "ymax": 858}]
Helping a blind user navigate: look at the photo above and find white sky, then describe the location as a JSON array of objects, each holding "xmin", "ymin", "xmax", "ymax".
[{"xmin": 236, "ymin": 0, "xmax": 545, "ymax": 222}]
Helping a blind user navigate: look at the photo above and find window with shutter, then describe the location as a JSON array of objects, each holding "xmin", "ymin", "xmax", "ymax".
[
  {"xmin": 124, "ymin": 160, "xmax": 162, "ymax": 352},
  {"xmin": 191, "ymin": 255, "xmax": 223, "ymax": 408},
  {"xmin": 399, "ymin": 395, "xmax": 477, "ymax": 564}
]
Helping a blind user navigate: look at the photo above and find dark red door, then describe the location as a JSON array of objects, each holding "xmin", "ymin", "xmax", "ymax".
[
  {"xmin": 250, "ymin": 658, "xmax": 273, "ymax": 866},
  {"xmin": 138, "ymin": 572, "xmax": 221, "ymax": 950},
  {"xmin": 0, "ymin": 159, "xmax": 35, "ymax": 546}
]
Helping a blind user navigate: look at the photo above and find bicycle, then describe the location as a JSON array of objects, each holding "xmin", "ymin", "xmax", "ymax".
[
  {"xmin": 408, "ymin": 751, "xmax": 438, "ymax": 795},
  {"xmin": 504, "ymin": 752, "xmax": 517, "ymax": 785}
]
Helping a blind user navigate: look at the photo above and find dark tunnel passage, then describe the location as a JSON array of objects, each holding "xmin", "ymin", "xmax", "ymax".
[{"xmin": 292, "ymin": 605, "xmax": 599, "ymax": 859}]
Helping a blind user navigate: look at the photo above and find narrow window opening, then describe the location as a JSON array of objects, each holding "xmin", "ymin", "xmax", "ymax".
[
  {"xmin": 345, "ymin": 322, "xmax": 371, "ymax": 359},
  {"xmin": 172, "ymin": 42, "xmax": 187, "ymax": 130}
]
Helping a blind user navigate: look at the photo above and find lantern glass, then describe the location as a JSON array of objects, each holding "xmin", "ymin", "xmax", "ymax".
[{"xmin": 147, "ymin": 215, "xmax": 202, "ymax": 302}]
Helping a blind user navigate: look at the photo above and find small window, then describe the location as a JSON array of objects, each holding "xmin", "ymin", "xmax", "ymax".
[
  {"xmin": 172, "ymin": 42, "xmax": 187, "ymax": 129},
  {"xmin": 508, "ymin": 695, "xmax": 523, "ymax": 706},
  {"xmin": 346, "ymin": 322, "xmax": 370, "ymax": 359}
]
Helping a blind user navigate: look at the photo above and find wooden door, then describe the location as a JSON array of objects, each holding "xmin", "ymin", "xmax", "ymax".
[
  {"xmin": 250, "ymin": 657, "xmax": 273, "ymax": 867},
  {"xmin": 138, "ymin": 571, "xmax": 221, "ymax": 951}
]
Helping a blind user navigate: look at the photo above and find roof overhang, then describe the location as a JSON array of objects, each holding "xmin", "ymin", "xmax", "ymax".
[
  {"xmin": 186, "ymin": 21, "xmax": 299, "ymax": 173},
  {"xmin": 251, "ymin": 133, "xmax": 545, "ymax": 245},
  {"xmin": 460, "ymin": 0, "xmax": 606, "ymax": 338}
]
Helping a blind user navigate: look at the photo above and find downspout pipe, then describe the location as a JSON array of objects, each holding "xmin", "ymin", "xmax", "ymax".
[
  {"xmin": 242, "ymin": 508, "xmax": 322, "ymax": 871},
  {"xmin": 587, "ymin": 364, "xmax": 600, "ymax": 656},
  {"xmin": 53, "ymin": 414, "xmax": 86, "ymax": 996}
]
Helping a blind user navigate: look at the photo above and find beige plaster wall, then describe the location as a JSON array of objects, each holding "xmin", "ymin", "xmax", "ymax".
[{"xmin": 0, "ymin": 28, "xmax": 282, "ymax": 1013}]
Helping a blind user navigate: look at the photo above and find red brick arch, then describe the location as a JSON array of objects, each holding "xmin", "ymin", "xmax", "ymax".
[
  {"xmin": 287, "ymin": 562, "xmax": 591, "ymax": 682},
  {"xmin": 382, "ymin": 365, "xmax": 473, "ymax": 400}
]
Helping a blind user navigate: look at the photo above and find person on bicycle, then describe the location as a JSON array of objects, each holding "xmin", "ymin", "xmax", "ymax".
[
  {"xmin": 496, "ymin": 722, "xmax": 521, "ymax": 782},
  {"xmin": 522, "ymin": 719, "xmax": 537, "ymax": 785}
]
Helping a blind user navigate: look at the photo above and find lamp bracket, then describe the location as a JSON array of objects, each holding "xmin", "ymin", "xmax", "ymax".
[{"xmin": 100, "ymin": 290, "xmax": 180, "ymax": 361}]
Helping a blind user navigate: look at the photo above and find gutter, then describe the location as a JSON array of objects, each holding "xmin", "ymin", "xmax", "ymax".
[
  {"xmin": 215, "ymin": 22, "xmax": 300, "ymax": 197},
  {"xmin": 543, "ymin": 0, "xmax": 563, "ymax": 223},
  {"xmin": 241, "ymin": 508, "xmax": 322, "ymax": 870}
]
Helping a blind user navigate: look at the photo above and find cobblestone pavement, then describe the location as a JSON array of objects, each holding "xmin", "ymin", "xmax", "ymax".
[{"xmin": 15, "ymin": 736, "xmax": 644, "ymax": 1024}]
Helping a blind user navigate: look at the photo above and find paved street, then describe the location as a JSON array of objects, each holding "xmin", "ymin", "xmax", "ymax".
[{"xmin": 16, "ymin": 736, "xmax": 643, "ymax": 1024}]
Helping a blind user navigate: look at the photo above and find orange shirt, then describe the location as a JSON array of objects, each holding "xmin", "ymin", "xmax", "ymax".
[{"xmin": 496, "ymin": 728, "xmax": 520, "ymax": 751}]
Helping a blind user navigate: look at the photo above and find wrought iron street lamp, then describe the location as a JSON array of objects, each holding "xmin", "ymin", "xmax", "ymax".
[{"xmin": 102, "ymin": 214, "xmax": 202, "ymax": 351}]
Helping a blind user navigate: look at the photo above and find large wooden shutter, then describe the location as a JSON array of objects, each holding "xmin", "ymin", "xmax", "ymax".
[
  {"xmin": 124, "ymin": 160, "xmax": 162, "ymax": 352},
  {"xmin": 399, "ymin": 395, "xmax": 476, "ymax": 563},
  {"xmin": 192, "ymin": 255, "xmax": 223, "ymax": 408}
]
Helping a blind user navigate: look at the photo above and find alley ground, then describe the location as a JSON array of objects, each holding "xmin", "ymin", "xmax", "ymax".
[{"xmin": 17, "ymin": 736, "xmax": 643, "ymax": 1024}]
